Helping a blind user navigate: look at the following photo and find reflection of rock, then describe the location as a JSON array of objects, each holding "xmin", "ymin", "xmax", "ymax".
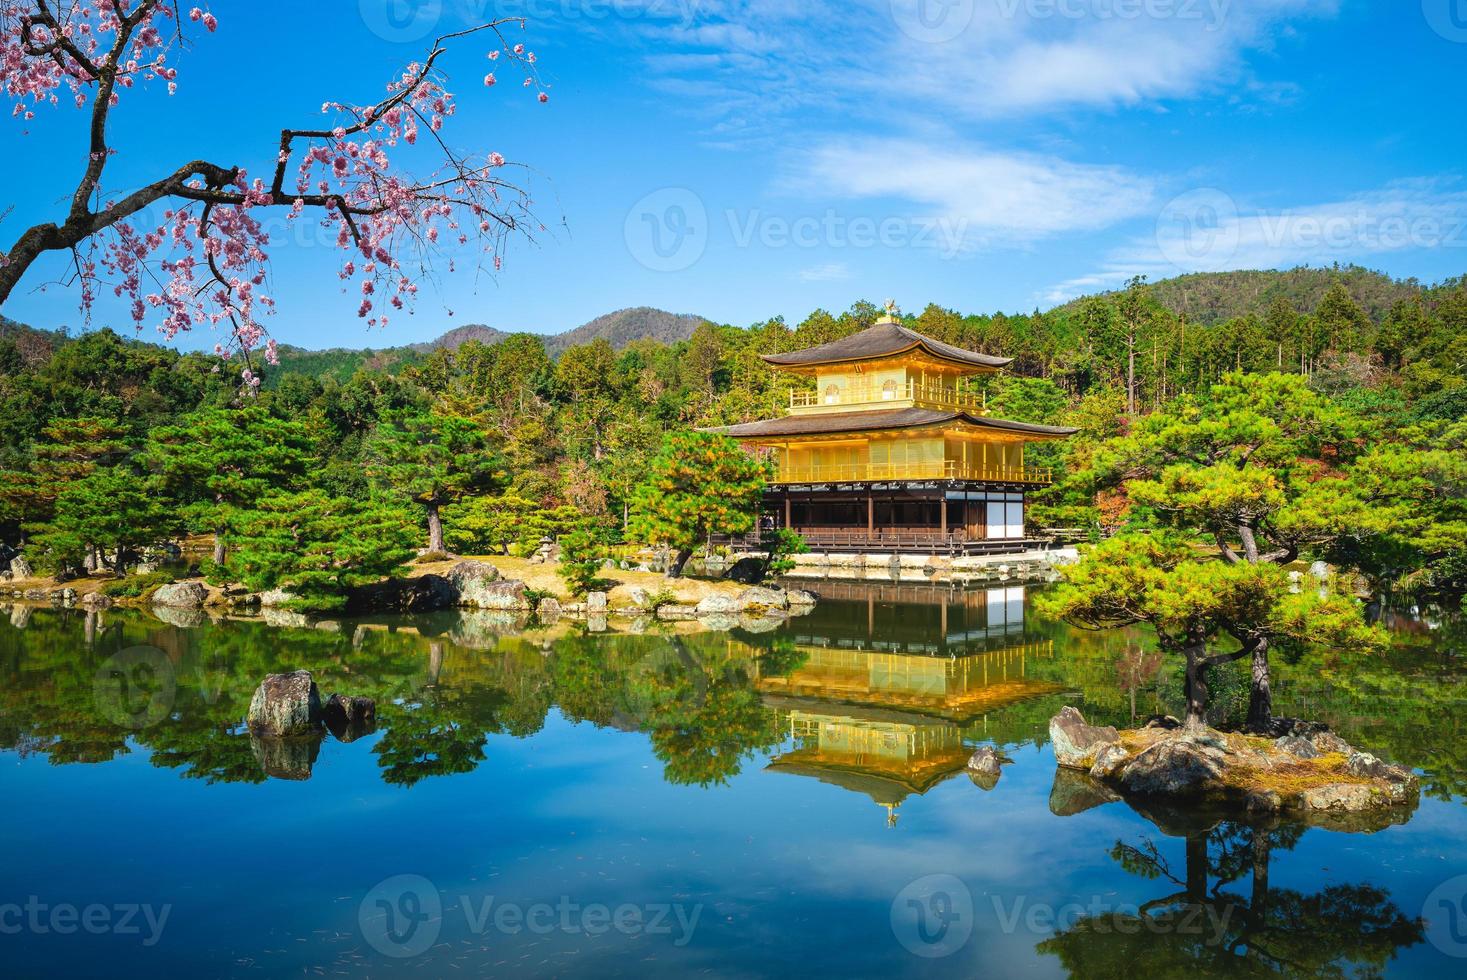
[
  {"xmin": 1049, "ymin": 768, "xmax": 1122, "ymax": 816},
  {"xmin": 966, "ymin": 746, "xmax": 1005, "ymax": 790},
  {"xmin": 151, "ymin": 581, "xmax": 207, "ymax": 608},
  {"xmin": 697, "ymin": 612, "xmax": 739, "ymax": 632},
  {"xmin": 737, "ymin": 612, "xmax": 786, "ymax": 633},
  {"xmin": 656, "ymin": 604, "xmax": 698, "ymax": 621},
  {"xmin": 246, "ymin": 670, "xmax": 322, "ymax": 736},
  {"xmin": 262, "ymin": 606, "xmax": 312, "ymax": 629},
  {"xmin": 150, "ymin": 604, "xmax": 207, "ymax": 629},
  {"xmin": 10, "ymin": 604, "xmax": 34, "ymax": 629},
  {"xmin": 1049, "ymin": 706, "xmax": 1119, "ymax": 769},
  {"xmin": 449, "ymin": 610, "xmax": 530, "ymax": 648},
  {"xmin": 587, "ymin": 613, "xmax": 608, "ymax": 633},
  {"xmin": 250, "ymin": 732, "xmax": 321, "ymax": 781},
  {"xmin": 536, "ymin": 597, "xmax": 562, "ymax": 621},
  {"xmin": 323, "ymin": 694, "xmax": 376, "ymax": 742}
]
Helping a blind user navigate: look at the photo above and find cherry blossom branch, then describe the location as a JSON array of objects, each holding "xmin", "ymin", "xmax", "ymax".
[{"xmin": 0, "ymin": 2, "xmax": 548, "ymax": 381}]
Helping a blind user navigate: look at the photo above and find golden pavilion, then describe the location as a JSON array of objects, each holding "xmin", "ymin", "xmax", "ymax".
[{"xmin": 708, "ymin": 303, "xmax": 1077, "ymax": 554}]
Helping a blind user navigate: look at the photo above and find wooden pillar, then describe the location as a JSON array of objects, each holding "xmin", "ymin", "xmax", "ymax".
[
  {"xmin": 784, "ymin": 493, "xmax": 792, "ymax": 530},
  {"xmin": 867, "ymin": 494, "xmax": 874, "ymax": 540},
  {"xmin": 939, "ymin": 490, "xmax": 948, "ymax": 539}
]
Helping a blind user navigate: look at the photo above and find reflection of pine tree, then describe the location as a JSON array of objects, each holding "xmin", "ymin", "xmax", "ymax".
[{"xmin": 1039, "ymin": 816, "xmax": 1424, "ymax": 977}]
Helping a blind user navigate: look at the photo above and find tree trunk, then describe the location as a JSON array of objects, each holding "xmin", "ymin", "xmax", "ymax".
[
  {"xmin": 425, "ymin": 501, "xmax": 445, "ymax": 554},
  {"xmin": 665, "ymin": 547, "xmax": 694, "ymax": 579},
  {"xmin": 1246, "ymin": 637, "xmax": 1273, "ymax": 733},
  {"xmin": 1182, "ymin": 642, "xmax": 1210, "ymax": 732},
  {"xmin": 213, "ymin": 526, "xmax": 227, "ymax": 565}
]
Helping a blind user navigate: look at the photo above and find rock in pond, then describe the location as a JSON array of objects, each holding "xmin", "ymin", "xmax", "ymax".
[
  {"xmin": 9, "ymin": 556, "xmax": 34, "ymax": 579},
  {"xmin": 1116, "ymin": 738, "xmax": 1227, "ymax": 798},
  {"xmin": 586, "ymin": 591, "xmax": 608, "ymax": 614},
  {"xmin": 695, "ymin": 594, "xmax": 740, "ymax": 616},
  {"xmin": 967, "ymin": 746, "xmax": 1004, "ymax": 781},
  {"xmin": 322, "ymin": 694, "xmax": 376, "ymax": 742},
  {"xmin": 536, "ymin": 597, "xmax": 562, "ymax": 621},
  {"xmin": 459, "ymin": 578, "xmax": 532, "ymax": 611},
  {"xmin": 151, "ymin": 581, "xmax": 207, "ymax": 608},
  {"xmin": 246, "ymin": 670, "xmax": 322, "ymax": 737},
  {"xmin": 737, "ymin": 586, "xmax": 789, "ymax": 611},
  {"xmin": 1049, "ymin": 706, "xmax": 1120, "ymax": 769}
]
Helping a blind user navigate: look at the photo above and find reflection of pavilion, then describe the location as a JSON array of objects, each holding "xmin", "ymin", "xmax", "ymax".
[{"xmin": 759, "ymin": 586, "xmax": 1059, "ymax": 824}]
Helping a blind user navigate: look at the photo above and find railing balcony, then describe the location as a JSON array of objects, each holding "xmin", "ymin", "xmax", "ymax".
[
  {"xmin": 789, "ymin": 382, "xmax": 986, "ymax": 413},
  {"xmin": 771, "ymin": 460, "xmax": 1053, "ymax": 485}
]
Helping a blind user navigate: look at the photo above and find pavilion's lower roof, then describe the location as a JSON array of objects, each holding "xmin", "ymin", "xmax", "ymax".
[{"xmin": 704, "ymin": 407, "xmax": 1078, "ymax": 440}]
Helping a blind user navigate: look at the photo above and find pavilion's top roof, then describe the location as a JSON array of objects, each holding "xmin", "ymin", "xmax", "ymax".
[
  {"xmin": 761, "ymin": 318, "xmax": 1012, "ymax": 372},
  {"xmin": 704, "ymin": 406, "xmax": 1078, "ymax": 440}
]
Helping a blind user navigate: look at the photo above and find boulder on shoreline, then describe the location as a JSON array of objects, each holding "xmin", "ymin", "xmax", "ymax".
[
  {"xmin": 151, "ymin": 581, "xmax": 208, "ymax": 608},
  {"xmin": 1049, "ymin": 706, "xmax": 1120, "ymax": 769},
  {"xmin": 1046, "ymin": 706, "xmax": 1419, "ymax": 821}
]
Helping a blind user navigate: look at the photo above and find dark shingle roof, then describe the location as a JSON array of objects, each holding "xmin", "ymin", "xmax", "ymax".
[
  {"xmin": 704, "ymin": 408, "xmax": 1077, "ymax": 439},
  {"xmin": 761, "ymin": 321, "xmax": 1012, "ymax": 371}
]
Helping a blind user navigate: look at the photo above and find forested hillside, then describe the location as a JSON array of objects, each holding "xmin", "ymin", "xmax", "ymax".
[{"xmin": 2, "ymin": 266, "xmax": 1462, "ymax": 602}]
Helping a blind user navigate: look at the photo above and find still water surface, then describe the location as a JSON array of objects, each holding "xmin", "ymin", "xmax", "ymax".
[{"xmin": 1, "ymin": 583, "xmax": 1464, "ymax": 977}]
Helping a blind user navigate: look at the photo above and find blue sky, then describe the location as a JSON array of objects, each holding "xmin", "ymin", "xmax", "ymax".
[{"xmin": 4, "ymin": 0, "xmax": 1466, "ymax": 350}]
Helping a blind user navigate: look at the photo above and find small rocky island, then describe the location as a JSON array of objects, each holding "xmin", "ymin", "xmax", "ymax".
[{"xmin": 1047, "ymin": 707, "xmax": 1419, "ymax": 824}]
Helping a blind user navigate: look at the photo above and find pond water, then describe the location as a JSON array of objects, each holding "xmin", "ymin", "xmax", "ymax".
[{"xmin": 1, "ymin": 584, "xmax": 1464, "ymax": 978}]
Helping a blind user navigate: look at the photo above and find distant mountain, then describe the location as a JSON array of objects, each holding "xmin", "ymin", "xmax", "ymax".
[
  {"xmin": 544, "ymin": 307, "xmax": 707, "ymax": 355},
  {"xmin": 1056, "ymin": 266, "xmax": 1425, "ymax": 325},
  {"xmin": 268, "ymin": 306, "xmax": 708, "ymax": 380}
]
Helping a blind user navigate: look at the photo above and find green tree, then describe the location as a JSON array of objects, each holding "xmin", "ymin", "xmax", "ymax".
[
  {"xmin": 145, "ymin": 404, "xmax": 313, "ymax": 565},
  {"xmin": 556, "ymin": 528, "xmax": 606, "ymax": 597},
  {"xmin": 1038, "ymin": 534, "xmax": 1382, "ymax": 731},
  {"xmin": 366, "ymin": 409, "xmax": 502, "ymax": 554},
  {"xmin": 443, "ymin": 492, "xmax": 539, "ymax": 555},
  {"xmin": 28, "ymin": 465, "xmax": 171, "ymax": 575},
  {"xmin": 226, "ymin": 491, "xmax": 417, "ymax": 610},
  {"xmin": 1101, "ymin": 372, "xmax": 1381, "ymax": 729},
  {"xmin": 627, "ymin": 430, "xmax": 770, "ymax": 578}
]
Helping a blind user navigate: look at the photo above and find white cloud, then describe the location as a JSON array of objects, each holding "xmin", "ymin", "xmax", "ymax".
[
  {"xmin": 793, "ymin": 138, "xmax": 1155, "ymax": 246},
  {"xmin": 1039, "ymin": 177, "xmax": 1467, "ymax": 304},
  {"xmin": 798, "ymin": 261, "xmax": 853, "ymax": 281}
]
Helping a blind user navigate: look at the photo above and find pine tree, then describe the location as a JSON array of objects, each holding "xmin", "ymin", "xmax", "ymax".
[
  {"xmin": 628, "ymin": 430, "xmax": 769, "ymax": 578},
  {"xmin": 145, "ymin": 404, "xmax": 313, "ymax": 566}
]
